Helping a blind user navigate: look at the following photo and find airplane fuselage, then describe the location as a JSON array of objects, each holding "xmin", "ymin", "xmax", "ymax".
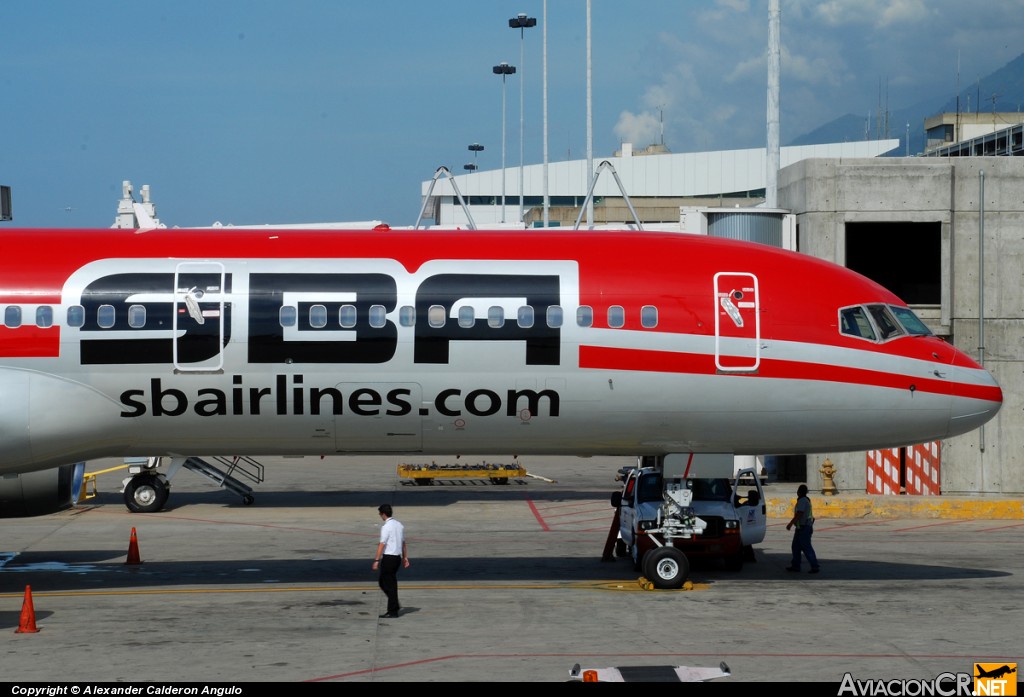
[{"xmin": 0, "ymin": 228, "xmax": 1002, "ymax": 475}]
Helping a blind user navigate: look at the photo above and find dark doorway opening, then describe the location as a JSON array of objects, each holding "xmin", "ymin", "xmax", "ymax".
[{"xmin": 845, "ymin": 222, "xmax": 941, "ymax": 304}]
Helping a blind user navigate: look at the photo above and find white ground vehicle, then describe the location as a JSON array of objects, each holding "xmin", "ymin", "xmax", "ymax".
[{"xmin": 611, "ymin": 455, "xmax": 766, "ymax": 588}]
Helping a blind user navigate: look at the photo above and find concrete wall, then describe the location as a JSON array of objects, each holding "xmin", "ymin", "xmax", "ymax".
[{"xmin": 779, "ymin": 157, "xmax": 1024, "ymax": 495}]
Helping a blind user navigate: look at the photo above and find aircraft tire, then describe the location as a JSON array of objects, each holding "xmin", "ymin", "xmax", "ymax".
[
  {"xmin": 643, "ymin": 547, "xmax": 689, "ymax": 589},
  {"xmin": 124, "ymin": 475, "xmax": 169, "ymax": 513}
]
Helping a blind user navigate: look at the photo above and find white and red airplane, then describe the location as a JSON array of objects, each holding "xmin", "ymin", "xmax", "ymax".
[{"xmin": 0, "ymin": 226, "xmax": 1002, "ymax": 515}]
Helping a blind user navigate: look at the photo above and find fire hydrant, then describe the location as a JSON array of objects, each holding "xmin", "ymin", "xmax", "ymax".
[{"xmin": 820, "ymin": 458, "xmax": 838, "ymax": 496}]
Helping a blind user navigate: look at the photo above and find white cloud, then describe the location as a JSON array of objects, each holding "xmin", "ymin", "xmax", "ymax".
[
  {"xmin": 811, "ymin": 0, "xmax": 928, "ymax": 29},
  {"xmin": 614, "ymin": 110, "xmax": 661, "ymax": 147}
]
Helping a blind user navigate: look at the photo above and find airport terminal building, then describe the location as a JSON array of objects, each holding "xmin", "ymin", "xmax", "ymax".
[{"xmin": 422, "ymin": 128, "xmax": 1024, "ymax": 496}]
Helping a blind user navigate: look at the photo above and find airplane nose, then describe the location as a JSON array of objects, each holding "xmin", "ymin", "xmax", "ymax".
[{"xmin": 945, "ymin": 354, "xmax": 1002, "ymax": 438}]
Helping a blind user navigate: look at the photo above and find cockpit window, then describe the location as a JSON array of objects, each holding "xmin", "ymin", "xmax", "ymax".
[
  {"xmin": 867, "ymin": 304, "xmax": 905, "ymax": 341},
  {"xmin": 841, "ymin": 304, "xmax": 933, "ymax": 343},
  {"xmin": 889, "ymin": 306, "xmax": 932, "ymax": 336},
  {"xmin": 840, "ymin": 306, "xmax": 877, "ymax": 341}
]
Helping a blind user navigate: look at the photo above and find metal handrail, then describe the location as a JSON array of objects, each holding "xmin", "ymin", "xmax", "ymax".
[
  {"xmin": 573, "ymin": 160, "xmax": 644, "ymax": 231},
  {"xmin": 415, "ymin": 166, "xmax": 478, "ymax": 230}
]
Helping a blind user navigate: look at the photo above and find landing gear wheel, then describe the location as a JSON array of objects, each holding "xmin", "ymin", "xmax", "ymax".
[
  {"xmin": 124, "ymin": 475, "xmax": 169, "ymax": 513},
  {"xmin": 643, "ymin": 547, "xmax": 689, "ymax": 589}
]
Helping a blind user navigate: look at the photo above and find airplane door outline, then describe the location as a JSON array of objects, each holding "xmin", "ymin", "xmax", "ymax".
[
  {"xmin": 173, "ymin": 262, "xmax": 226, "ymax": 372},
  {"xmin": 714, "ymin": 272, "xmax": 760, "ymax": 372}
]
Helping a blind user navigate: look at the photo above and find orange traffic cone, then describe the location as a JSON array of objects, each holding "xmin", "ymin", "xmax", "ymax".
[
  {"xmin": 15, "ymin": 585, "xmax": 40, "ymax": 633},
  {"xmin": 125, "ymin": 527, "xmax": 142, "ymax": 565}
]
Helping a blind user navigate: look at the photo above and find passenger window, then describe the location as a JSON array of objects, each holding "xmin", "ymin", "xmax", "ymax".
[
  {"xmin": 546, "ymin": 305, "xmax": 563, "ymax": 328},
  {"xmin": 641, "ymin": 305, "xmax": 658, "ymax": 329},
  {"xmin": 608, "ymin": 305, "xmax": 625, "ymax": 328},
  {"xmin": 339, "ymin": 304, "xmax": 357, "ymax": 328},
  {"xmin": 368, "ymin": 305, "xmax": 387, "ymax": 329},
  {"xmin": 97, "ymin": 305, "xmax": 115, "ymax": 329},
  {"xmin": 36, "ymin": 306, "xmax": 54, "ymax": 328},
  {"xmin": 488, "ymin": 306, "xmax": 504, "ymax": 328},
  {"xmin": 517, "ymin": 305, "xmax": 534, "ymax": 328},
  {"xmin": 428, "ymin": 305, "xmax": 446, "ymax": 328},
  {"xmin": 309, "ymin": 304, "xmax": 328, "ymax": 329},
  {"xmin": 399, "ymin": 305, "xmax": 416, "ymax": 327},
  {"xmin": 839, "ymin": 306, "xmax": 876, "ymax": 341},
  {"xmin": 458, "ymin": 306, "xmax": 475, "ymax": 328},
  {"xmin": 128, "ymin": 305, "xmax": 146, "ymax": 329},
  {"xmin": 279, "ymin": 306, "xmax": 297, "ymax": 328},
  {"xmin": 67, "ymin": 305, "xmax": 85, "ymax": 328},
  {"xmin": 576, "ymin": 305, "xmax": 593, "ymax": 328},
  {"xmin": 4, "ymin": 306, "xmax": 22, "ymax": 328}
]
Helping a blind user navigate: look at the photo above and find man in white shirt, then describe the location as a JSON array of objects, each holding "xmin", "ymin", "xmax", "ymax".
[{"xmin": 372, "ymin": 504, "xmax": 410, "ymax": 618}]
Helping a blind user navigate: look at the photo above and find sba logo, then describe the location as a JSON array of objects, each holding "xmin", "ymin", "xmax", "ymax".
[{"xmin": 974, "ymin": 663, "xmax": 1017, "ymax": 696}]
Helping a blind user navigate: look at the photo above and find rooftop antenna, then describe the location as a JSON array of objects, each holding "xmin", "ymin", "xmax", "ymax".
[
  {"xmin": 876, "ymin": 76, "xmax": 890, "ymax": 140},
  {"xmin": 956, "ymin": 51, "xmax": 961, "ymax": 143}
]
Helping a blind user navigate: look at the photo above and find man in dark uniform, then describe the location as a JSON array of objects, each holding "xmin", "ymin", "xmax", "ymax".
[{"xmin": 786, "ymin": 485, "xmax": 820, "ymax": 573}]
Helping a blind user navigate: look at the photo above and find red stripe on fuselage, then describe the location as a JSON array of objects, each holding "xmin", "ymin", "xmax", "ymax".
[
  {"xmin": 579, "ymin": 345, "xmax": 1002, "ymax": 402},
  {"xmin": 0, "ymin": 327, "xmax": 60, "ymax": 358}
]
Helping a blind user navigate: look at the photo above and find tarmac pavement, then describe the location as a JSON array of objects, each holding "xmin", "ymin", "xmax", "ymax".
[{"xmin": 1, "ymin": 455, "xmax": 1022, "ymax": 684}]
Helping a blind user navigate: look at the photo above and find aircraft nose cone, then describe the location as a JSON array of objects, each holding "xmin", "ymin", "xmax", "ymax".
[{"xmin": 947, "ymin": 368, "xmax": 1002, "ymax": 437}]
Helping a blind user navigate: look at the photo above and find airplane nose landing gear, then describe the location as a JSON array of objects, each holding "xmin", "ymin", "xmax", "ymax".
[{"xmin": 123, "ymin": 473, "xmax": 170, "ymax": 513}]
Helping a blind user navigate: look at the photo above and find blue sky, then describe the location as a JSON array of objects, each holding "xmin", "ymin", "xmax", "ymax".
[{"xmin": 1, "ymin": 0, "xmax": 1021, "ymax": 228}]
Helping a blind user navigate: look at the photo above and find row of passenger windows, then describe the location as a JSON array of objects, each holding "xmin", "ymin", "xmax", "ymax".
[
  {"xmin": 3, "ymin": 305, "xmax": 145, "ymax": 329},
  {"xmin": 2, "ymin": 304, "xmax": 661, "ymax": 331},
  {"xmin": 282, "ymin": 304, "xmax": 660, "ymax": 330}
]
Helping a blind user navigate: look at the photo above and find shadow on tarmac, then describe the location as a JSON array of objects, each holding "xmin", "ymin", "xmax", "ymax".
[
  {"xmin": 1, "ymin": 549, "xmax": 1009, "ymax": 596},
  {"xmin": 85, "ymin": 483, "xmax": 618, "ymax": 510}
]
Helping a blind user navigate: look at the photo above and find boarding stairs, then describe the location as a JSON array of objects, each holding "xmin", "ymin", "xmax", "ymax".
[{"xmin": 182, "ymin": 456, "xmax": 265, "ymax": 505}]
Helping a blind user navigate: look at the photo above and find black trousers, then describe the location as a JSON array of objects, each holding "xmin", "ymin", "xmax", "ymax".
[{"xmin": 378, "ymin": 554, "xmax": 401, "ymax": 613}]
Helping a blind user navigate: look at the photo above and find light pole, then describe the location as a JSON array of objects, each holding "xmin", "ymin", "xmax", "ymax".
[
  {"xmin": 509, "ymin": 13, "xmax": 536, "ymax": 226},
  {"xmin": 585, "ymin": 0, "xmax": 593, "ymax": 227},
  {"xmin": 468, "ymin": 142, "xmax": 484, "ymax": 170},
  {"xmin": 542, "ymin": 0, "xmax": 549, "ymax": 227},
  {"xmin": 493, "ymin": 62, "xmax": 516, "ymax": 223}
]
